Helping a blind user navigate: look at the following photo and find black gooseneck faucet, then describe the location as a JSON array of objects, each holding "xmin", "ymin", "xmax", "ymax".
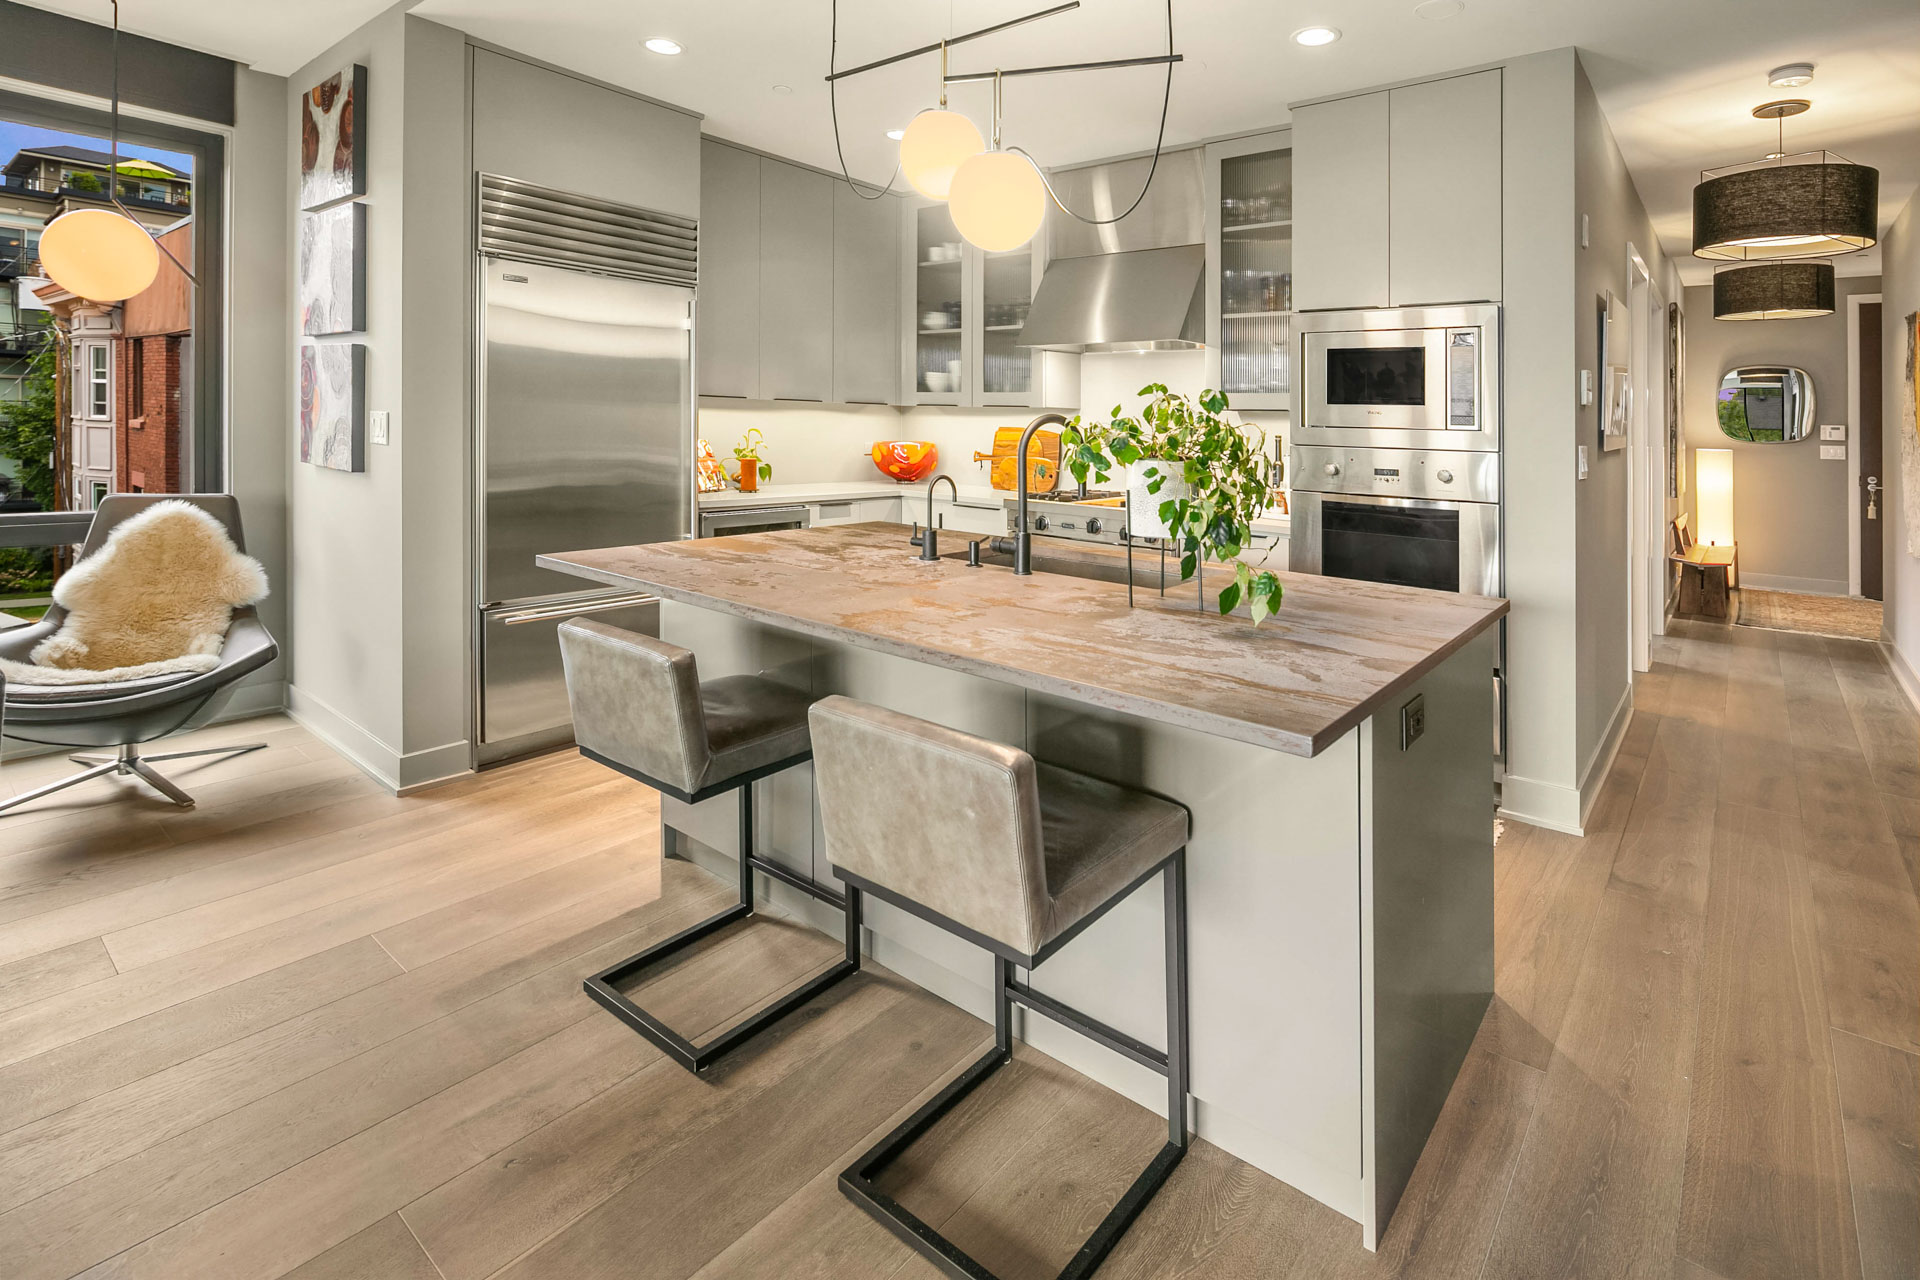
[
  {"xmin": 920, "ymin": 473, "xmax": 957, "ymax": 561},
  {"xmin": 1012, "ymin": 413, "xmax": 1069, "ymax": 576}
]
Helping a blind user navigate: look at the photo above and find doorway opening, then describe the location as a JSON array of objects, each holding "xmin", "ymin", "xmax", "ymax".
[{"xmin": 1848, "ymin": 292, "xmax": 1884, "ymax": 601}]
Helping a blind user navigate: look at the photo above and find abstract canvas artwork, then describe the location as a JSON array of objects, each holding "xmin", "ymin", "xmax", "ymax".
[
  {"xmin": 300, "ymin": 343, "xmax": 366, "ymax": 473},
  {"xmin": 300, "ymin": 64, "xmax": 366, "ymax": 210},
  {"xmin": 298, "ymin": 203, "xmax": 366, "ymax": 336},
  {"xmin": 1903, "ymin": 312, "xmax": 1919, "ymax": 555}
]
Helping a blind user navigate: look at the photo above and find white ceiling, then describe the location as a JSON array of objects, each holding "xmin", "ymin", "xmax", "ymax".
[{"xmin": 20, "ymin": 0, "xmax": 1920, "ymax": 285}]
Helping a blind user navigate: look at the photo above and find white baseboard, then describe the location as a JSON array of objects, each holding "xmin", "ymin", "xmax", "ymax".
[
  {"xmin": 1882, "ymin": 641, "xmax": 1920, "ymax": 715},
  {"xmin": 1579, "ymin": 684, "xmax": 1634, "ymax": 822},
  {"xmin": 288, "ymin": 685, "xmax": 472, "ymax": 794},
  {"xmin": 1740, "ymin": 573, "xmax": 1852, "ymax": 596},
  {"xmin": 1498, "ymin": 773, "xmax": 1584, "ymax": 835},
  {"xmin": 216, "ymin": 678, "xmax": 287, "ymax": 722}
]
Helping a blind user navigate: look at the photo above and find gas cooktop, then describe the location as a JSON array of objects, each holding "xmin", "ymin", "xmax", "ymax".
[{"xmin": 1002, "ymin": 490, "xmax": 1132, "ymax": 546}]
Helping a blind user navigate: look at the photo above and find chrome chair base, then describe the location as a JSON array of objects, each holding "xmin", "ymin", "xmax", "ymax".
[{"xmin": 0, "ymin": 741, "xmax": 266, "ymax": 816}]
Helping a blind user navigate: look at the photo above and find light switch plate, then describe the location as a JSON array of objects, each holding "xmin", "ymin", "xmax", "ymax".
[
  {"xmin": 1577, "ymin": 445, "xmax": 1590, "ymax": 479},
  {"xmin": 1579, "ymin": 369, "xmax": 1594, "ymax": 406},
  {"xmin": 1820, "ymin": 423, "xmax": 1846, "ymax": 441},
  {"xmin": 1820, "ymin": 443, "xmax": 1846, "ymax": 460},
  {"xmin": 369, "ymin": 410, "xmax": 391, "ymax": 445},
  {"xmin": 1580, "ymin": 213, "xmax": 1590, "ymax": 248}
]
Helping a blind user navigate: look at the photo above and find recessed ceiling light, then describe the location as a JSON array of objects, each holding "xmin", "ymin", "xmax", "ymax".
[
  {"xmin": 1414, "ymin": 0, "xmax": 1465, "ymax": 19},
  {"xmin": 885, "ymin": 128, "xmax": 906, "ymax": 141},
  {"xmin": 643, "ymin": 37, "xmax": 682, "ymax": 56},
  {"xmin": 1768, "ymin": 62, "xmax": 1815, "ymax": 88},
  {"xmin": 771, "ymin": 84, "xmax": 793, "ymax": 95},
  {"xmin": 1292, "ymin": 25, "xmax": 1341, "ymax": 47}
]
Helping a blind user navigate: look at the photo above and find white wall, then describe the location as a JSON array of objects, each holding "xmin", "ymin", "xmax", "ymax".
[{"xmin": 1879, "ymin": 195, "xmax": 1919, "ymax": 695}]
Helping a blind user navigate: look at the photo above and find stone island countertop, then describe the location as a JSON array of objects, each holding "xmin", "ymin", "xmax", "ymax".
[{"xmin": 539, "ymin": 523, "xmax": 1505, "ymax": 758}]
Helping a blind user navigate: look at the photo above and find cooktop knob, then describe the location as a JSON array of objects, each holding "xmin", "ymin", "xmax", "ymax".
[
  {"xmin": 1084, "ymin": 517, "xmax": 1103, "ymax": 535},
  {"xmin": 1324, "ymin": 463, "xmax": 1340, "ymax": 477},
  {"xmin": 1436, "ymin": 469, "xmax": 1455, "ymax": 484},
  {"xmin": 1032, "ymin": 515, "xmax": 1049, "ymax": 531}
]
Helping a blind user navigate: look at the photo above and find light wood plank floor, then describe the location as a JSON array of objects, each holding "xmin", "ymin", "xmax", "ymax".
[{"xmin": 0, "ymin": 615, "xmax": 1915, "ymax": 1279}]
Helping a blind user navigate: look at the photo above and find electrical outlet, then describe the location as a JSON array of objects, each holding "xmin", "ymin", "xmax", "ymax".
[
  {"xmin": 1400, "ymin": 694, "xmax": 1426, "ymax": 751},
  {"xmin": 1820, "ymin": 443, "xmax": 1845, "ymax": 460},
  {"xmin": 369, "ymin": 410, "xmax": 391, "ymax": 446},
  {"xmin": 1820, "ymin": 423, "xmax": 1846, "ymax": 441}
]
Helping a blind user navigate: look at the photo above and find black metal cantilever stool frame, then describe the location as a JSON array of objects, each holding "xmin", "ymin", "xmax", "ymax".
[
  {"xmin": 577, "ymin": 746, "xmax": 862, "ymax": 1074},
  {"xmin": 835, "ymin": 846, "xmax": 1189, "ymax": 1280}
]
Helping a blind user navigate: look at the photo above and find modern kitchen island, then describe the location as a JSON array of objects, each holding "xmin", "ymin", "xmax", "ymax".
[{"xmin": 539, "ymin": 523, "xmax": 1508, "ymax": 1249}]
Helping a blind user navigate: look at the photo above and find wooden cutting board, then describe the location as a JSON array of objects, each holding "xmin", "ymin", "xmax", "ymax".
[{"xmin": 973, "ymin": 428, "xmax": 1061, "ymax": 492}]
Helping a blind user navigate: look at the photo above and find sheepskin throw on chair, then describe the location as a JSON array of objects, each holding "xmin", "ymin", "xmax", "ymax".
[{"xmin": 1, "ymin": 500, "xmax": 268, "ymax": 686}]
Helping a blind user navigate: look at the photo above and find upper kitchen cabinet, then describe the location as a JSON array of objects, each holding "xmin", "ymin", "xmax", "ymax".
[
  {"xmin": 472, "ymin": 49, "xmax": 700, "ymax": 219},
  {"xmin": 698, "ymin": 141, "xmax": 903, "ymax": 404},
  {"xmin": 900, "ymin": 196, "xmax": 1074, "ymax": 409},
  {"xmin": 1388, "ymin": 71, "xmax": 1501, "ymax": 308},
  {"xmin": 758, "ymin": 157, "xmax": 834, "ymax": 401},
  {"xmin": 1291, "ymin": 68, "xmax": 1503, "ymax": 311},
  {"xmin": 698, "ymin": 140, "xmax": 762, "ymax": 398},
  {"xmin": 1206, "ymin": 130, "xmax": 1294, "ymax": 410},
  {"xmin": 832, "ymin": 182, "xmax": 899, "ymax": 405},
  {"xmin": 1291, "ymin": 93, "xmax": 1389, "ymax": 312}
]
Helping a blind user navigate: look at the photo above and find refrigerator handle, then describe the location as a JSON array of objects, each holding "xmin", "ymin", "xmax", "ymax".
[{"xmin": 495, "ymin": 592, "xmax": 659, "ymax": 626}]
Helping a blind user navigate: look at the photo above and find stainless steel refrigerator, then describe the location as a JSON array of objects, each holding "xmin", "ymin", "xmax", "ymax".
[{"xmin": 473, "ymin": 180, "xmax": 697, "ymax": 766}]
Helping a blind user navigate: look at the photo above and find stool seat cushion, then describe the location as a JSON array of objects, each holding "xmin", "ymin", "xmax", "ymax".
[
  {"xmin": 1037, "ymin": 763, "xmax": 1188, "ymax": 947},
  {"xmin": 809, "ymin": 696, "xmax": 1189, "ymax": 960},
  {"xmin": 699, "ymin": 674, "xmax": 816, "ymax": 786},
  {"xmin": 558, "ymin": 619, "xmax": 814, "ymax": 796}
]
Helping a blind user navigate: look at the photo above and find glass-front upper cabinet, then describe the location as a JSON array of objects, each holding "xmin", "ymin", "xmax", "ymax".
[
  {"xmin": 1205, "ymin": 130, "xmax": 1293, "ymax": 411},
  {"xmin": 909, "ymin": 202, "xmax": 968, "ymax": 405},
  {"xmin": 977, "ymin": 249, "xmax": 1034, "ymax": 404}
]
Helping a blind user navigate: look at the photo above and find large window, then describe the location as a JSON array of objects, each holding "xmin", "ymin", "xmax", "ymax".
[{"xmin": 88, "ymin": 342, "xmax": 109, "ymax": 418}]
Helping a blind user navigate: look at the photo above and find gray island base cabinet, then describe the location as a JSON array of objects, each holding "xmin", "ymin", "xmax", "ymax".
[{"xmin": 539, "ymin": 525, "xmax": 1504, "ymax": 1249}]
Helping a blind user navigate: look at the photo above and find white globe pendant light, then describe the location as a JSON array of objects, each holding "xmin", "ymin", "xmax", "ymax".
[
  {"xmin": 40, "ymin": 206, "xmax": 159, "ymax": 302},
  {"xmin": 898, "ymin": 108, "xmax": 984, "ymax": 199},
  {"xmin": 948, "ymin": 149, "xmax": 1047, "ymax": 251}
]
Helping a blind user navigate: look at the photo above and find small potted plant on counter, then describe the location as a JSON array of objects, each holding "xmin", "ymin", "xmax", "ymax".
[
  {"xmin": 1062, "ymin": 385, "xmax": 1284, "ymax": 623},
  {"xmin": 732, "ymin": 428, "xmax": 772, "ymax": 493}
]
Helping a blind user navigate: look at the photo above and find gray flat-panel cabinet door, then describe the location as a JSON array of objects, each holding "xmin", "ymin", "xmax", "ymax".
[
  {"xmin": 698, "ymin": 140, "xmax": 761, "ymax": 399},
  {"xmin": 833, "ymin": 183, "xmax": 899, "ymax": 404},
  {"xmin": 1292, "ymin": 91, "xmax": 1390, "ymax": 312},
  {"xmin": 758, "ymin": 158, "xmax": 834, "ymax": 402},
  {"xmin": 1389, "ymin": 71, "xmax": 1502, "ymax": 306}
]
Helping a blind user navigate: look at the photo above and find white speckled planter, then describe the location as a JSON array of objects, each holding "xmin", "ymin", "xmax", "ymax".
[{"xmin": 1127, "ymin": 458, "xmax": 1191, "ymax": 540}]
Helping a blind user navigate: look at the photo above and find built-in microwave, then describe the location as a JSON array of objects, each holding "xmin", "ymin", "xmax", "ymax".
[{"xmin": 1294, "ymin": 304, "xmax": 1501, "ymax": 453}]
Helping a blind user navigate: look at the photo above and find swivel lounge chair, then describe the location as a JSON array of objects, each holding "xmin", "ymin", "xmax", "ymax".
[{"xmin": 0, "ymin": 495, "xmax": 279, "ymax": 817}]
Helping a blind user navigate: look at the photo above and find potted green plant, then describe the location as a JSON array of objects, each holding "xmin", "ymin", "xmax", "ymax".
[
  {"xmin": 732, "ymin": 428, "xmax": 773, "ymax": 493},
  {"xmin": 1062, "ymin": 385, "xmax": 1285, "ymax": 623}
]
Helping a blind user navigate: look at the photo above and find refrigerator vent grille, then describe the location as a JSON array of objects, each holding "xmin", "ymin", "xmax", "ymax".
[{"xmin": 477, "ymin": 173, "xmax": 697, "ymax": 287}]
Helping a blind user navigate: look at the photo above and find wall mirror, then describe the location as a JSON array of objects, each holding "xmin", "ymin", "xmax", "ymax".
[{"xmin": 1715, "ymin": 365, "xmax": 1815, "ymax": 443}]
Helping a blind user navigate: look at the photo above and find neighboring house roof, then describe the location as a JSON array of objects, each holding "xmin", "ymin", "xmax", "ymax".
[{"xmin": 3, "ymin": 146, "xmax": 191, "ymax": 181}]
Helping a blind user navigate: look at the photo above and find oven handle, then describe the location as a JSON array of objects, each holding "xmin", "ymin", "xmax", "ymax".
[{"xmin": 1297, "ymin": 490, "xmax": 1492, "ymax": 512}]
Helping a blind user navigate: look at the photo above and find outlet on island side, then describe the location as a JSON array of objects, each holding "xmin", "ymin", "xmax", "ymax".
[{"xmin": 1400, "ymin": 693, "xmax": 1426, "ymax": 752}]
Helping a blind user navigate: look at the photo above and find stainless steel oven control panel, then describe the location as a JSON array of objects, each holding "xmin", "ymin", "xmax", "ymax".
[{"xmin": 1290, "ymin": 445, "xmax": 1499, "ymax": 504}]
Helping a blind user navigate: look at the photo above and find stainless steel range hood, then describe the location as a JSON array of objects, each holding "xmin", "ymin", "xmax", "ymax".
[
  {"xmin": 1017, "ymin": 245, "xmax": 1205, "ymax": 353},
  {"xmin": 1016, "ymin": 147, "xmax": 1207, "ymax": 354}
]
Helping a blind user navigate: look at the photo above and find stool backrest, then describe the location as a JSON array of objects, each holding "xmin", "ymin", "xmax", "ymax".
[
  {"xmin": 558, "ymin": 619, "xmax": 710, "ymax": 794},
  {"xmin": 809, "ymin": 695, "xmax": 1048, "ymax": 956}
]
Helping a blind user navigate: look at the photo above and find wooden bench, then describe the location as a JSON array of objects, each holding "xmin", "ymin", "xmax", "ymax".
[{"xmin": 1670, "ymin": 513, "xmax": 1738, "ymax": 618}]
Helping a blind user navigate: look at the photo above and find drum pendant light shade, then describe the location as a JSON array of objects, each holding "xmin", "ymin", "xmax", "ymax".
[
  {"xmin": 948, "ymin": 150, "xmax": 1047, "ymax": 252},
  {"xmin": 898, "ymin": 109, "xmax": 984, "ymax": 200},
  {"xmin": 39, "ymin": 207, "xmax": 160, "ymax": 302},
  {"xmin": 1693, "ymin": 158, "xmax": 1878, "ymax": 260},
  {"xmin": 1713, "ymin": 261, "xmax": 1835, "ymax": 320}
]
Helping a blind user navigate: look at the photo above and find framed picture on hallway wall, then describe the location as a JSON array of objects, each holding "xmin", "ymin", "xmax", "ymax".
[
  {"xmin": 298, "ymin": 202, "xmax": 366, "ymax": 336},
  {"xmin": 1667, "ymin": 302, "xmax": 1685, "ymax": 500},
  {"xmin": 1599, "ymin": 290, "xmax": 1629, "ymax": 453},
  {"xmin": 299, "ymin": 342, "xmax": 366, "ymax": 473},
  {"xmin": 300, "ymin": 63, "xmax": 367, "ymax": 211}
]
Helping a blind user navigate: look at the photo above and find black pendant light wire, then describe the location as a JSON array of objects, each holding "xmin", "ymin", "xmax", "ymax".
[
  {"xmin": 827, "ymin": 0, "xmax": 903, "ymax": 201},
  {"xmin": 104, "ymin": 0, "xmax": 197, "ymax": 286}
]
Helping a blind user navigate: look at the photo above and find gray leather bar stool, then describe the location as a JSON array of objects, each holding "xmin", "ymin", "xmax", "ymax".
[
  {"xmin": 808, "ymin": 695, "xmax": 1191, "ymax": 1280},
  {"xmin": 558, "ymin": 619, "xmax": 860, "ymax": 1073}
]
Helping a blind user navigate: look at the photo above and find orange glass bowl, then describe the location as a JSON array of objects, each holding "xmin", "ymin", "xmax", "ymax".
[{"xmin": 870, "ymin": 440, "xmax": 940, "ymax": 483}]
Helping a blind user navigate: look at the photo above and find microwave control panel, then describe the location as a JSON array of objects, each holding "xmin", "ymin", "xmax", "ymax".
[{"xmin": 1290, "ymin": 445, "xmax": 1500, "ymax": 504}]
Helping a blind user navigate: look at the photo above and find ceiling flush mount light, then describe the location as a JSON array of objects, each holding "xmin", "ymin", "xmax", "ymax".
[
  {"xmin": 1414, "ymin": 0, "xmax": 1465, "ymax": 18},
  {"xmin": 771, "ymin": 83, "xmax": 793, "ymax": 95},
  {"xmin": 1712, "ymin": 260, "xmax": 1835, "ymax": 320},
  {"xmin": 1768, "ymin": 62, "xmax": 1815, "ymax": 88},
  {"xmin": 643, "ymin": 37, "xmax": 682, "ymax": 56},
  {"xmin": 1292, "ymin": 26, "xmax": 1342, "ymax": 46},
  {"xmin": 39, "ymin": 0, "xmax": 187, "ymax": 302},
  {"xmin": 1692, "ymin": 101, "xmax": 1879, "ymax": 261}
]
